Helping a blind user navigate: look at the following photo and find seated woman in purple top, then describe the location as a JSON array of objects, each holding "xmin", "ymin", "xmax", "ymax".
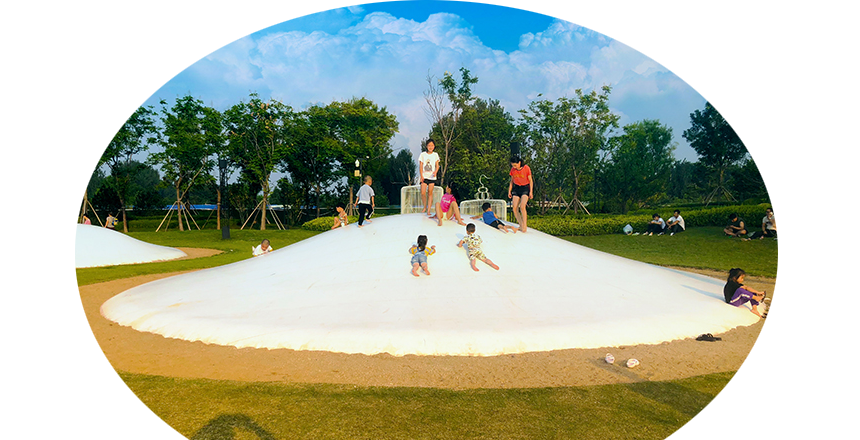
[{"xmin": 723, "ymin": 268, "xmax": 768, "ymax": 318}]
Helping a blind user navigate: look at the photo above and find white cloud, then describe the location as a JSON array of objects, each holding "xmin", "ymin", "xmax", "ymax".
[{"xmin": 147, "ymin": 7, "xmax": 706, "ymax": 161}]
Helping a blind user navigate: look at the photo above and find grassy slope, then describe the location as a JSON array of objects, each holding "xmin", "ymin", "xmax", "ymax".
[{"xmin": 122, "ymin": 371, "xmax": 734, "ymax": 440}]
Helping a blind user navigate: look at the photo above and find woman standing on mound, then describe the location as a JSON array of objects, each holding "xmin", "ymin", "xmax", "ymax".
[{"xmin": 508, "ymin": 156, "xmax": 533, "ymax": 233}]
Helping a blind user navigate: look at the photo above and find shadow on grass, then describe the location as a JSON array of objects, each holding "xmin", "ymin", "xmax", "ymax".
[
  {"xmin": 190, "ymin": 414, "xmax": 276, "ymax": 440},
  {"xmin": 622, "ymin": 381, "xmax": 716, "ymax": 417}
]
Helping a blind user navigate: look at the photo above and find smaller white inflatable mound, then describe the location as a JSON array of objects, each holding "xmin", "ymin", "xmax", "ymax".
[{"xmin": 75, "ymin": 224, "xmax": 187, "ymax": 268}]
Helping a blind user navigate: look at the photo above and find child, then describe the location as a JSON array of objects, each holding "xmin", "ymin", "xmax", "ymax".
[
  {"xmin": 331, "ymin": 205, "xmax": 348, "ymax": 229},
  {"xmin": 471, "ymin": 202, "xmax": 517, "ymax": 233},
  {"xmin": 666, "ymin": 210, "xmax": 685, "ymax": 235},
  {"xmin": 723, "ymin": 268, "xmax": 768, "ymax": 318},
  {"xmin": 645, "ymin": 213, "xmax": 666, "ymax": 236},
  {"xmin": 429, "ymin": 185, "xmax": 467, "ymax": 226},
  {"xmin": 457, "ymin": 223, "xmax": 499, "ymax": 271},
  {"xmin": 409, "ymin": 235, "xmax": 436, "ymax": 276},
  {"xmin": 357, "ymin": 176, "xmax": 375, "ymax": 227},
  {"xmin": 252, "ymin": 239, "xmax": 274, "ymax": 257}
]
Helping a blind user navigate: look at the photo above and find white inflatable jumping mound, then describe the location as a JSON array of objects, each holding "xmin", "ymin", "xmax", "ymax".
[
  {"xmin": 101, "ymin": 214, "xmax": 760, "ymax": 356},
  {"xmin": 76, "ymin": 224, "xmax": 187, "ymax": 268}
]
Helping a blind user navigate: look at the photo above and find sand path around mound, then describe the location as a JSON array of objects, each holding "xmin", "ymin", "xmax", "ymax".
[{"xmin": 78, "ymin": 249, "xmax": 773, "ymax": 390}]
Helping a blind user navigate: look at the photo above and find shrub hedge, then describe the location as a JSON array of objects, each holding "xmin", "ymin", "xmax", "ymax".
[
  {"xmin": 528, "ymin": 204, "xmax": 772, "ymax": 236},
  {"xmin": 302, "ymin": 216, "xmax": 359, "ymax": 231}
]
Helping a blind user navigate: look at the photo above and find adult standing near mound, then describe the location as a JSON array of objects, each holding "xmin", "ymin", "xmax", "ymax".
[
  {"xmin": 508, "ymin": 156, "xmax": 533, "ymax": 233},
  {"xmin": 418, "ymin": 139, "xmax": 440, "ymax": 214}
]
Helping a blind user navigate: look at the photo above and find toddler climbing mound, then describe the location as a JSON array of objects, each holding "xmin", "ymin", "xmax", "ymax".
[
  {"xmin": 457, "ymin": 223, "xmax": 499, "ymax": 272},
  {"xmin": 409, "ymin": 235, "xmax": 436, "ymax": 276}
]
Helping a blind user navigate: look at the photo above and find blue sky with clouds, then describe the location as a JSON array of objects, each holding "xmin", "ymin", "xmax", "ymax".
[{"xmin": 144, "ymin": 1, "xmax": 707, "ymax": 162}]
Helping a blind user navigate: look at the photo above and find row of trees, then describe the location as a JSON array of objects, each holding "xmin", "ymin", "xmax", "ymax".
[
  {"xmin": 91, "ymin": 69, "xmax": 765, "ymax": 232},
  {"xmin": 95, "ymin": 93, "xmax": 402, "ymax": 232},
  {"xmin": 423, "ymin": 68, "xmax": 764, "ymax": 214}
]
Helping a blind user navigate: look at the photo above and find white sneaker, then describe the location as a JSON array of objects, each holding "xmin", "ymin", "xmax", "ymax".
[
  {"xmin": 605, "ymin": 353, "xmax": 615, "ymax": 364},
  {"xmin": 670, "ymin": 232, "xmax": 674, "ymax": 236}
]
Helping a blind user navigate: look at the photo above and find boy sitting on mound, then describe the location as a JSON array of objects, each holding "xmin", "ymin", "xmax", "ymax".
[{"xmin": 471, "ymin": 202, "xmax": 517, "ymax": 233}]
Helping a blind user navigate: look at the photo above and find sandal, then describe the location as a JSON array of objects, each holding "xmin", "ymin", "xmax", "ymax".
[{"xmin": 696, "ymin": 333, "xmax": 721, "ymax": 342}]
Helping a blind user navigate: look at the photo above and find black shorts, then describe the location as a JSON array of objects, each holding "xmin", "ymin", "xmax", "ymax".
[
  {"xmin": 488, "ymin": 220, "xmax": 504, "ymax": 230},
  {"xmin": 511, "ymin": 184, "xmax": 530, "ymax": 197},
  {"xmin": 422, "ymin": 179, "xmax": 437, "ymax": 185}
]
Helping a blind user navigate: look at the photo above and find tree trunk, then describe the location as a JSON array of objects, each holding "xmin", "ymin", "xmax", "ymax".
[
  {"xmin": 216, "ymin": 188, "xmax": 221, "ymax": 230},
  {"xmin": 120, "ymin": 199, "xmax": 129, "ymax": 233},
  {"xmin": 175, "ymin": 183, "xmax": 184, "ymax": 232},
  {"xmin": 261, "ymin": 180, "xmax": 269, "ymax": 231}
]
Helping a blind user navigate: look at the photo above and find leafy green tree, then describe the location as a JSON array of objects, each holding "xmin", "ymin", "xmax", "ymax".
[
  {"xmin": 424, "ymin": 67, "xmax": 478, "ymax": 186},
  {"xmin": 99, "ymin": 105, "xmax": 157, "ymax": 231},
  {"xmin": 519, "ymin": 86, "xmax": 619, "ymax": 214},
  {"xmin": 602, "ymin": 120, "xmax": 675, "ymax": 213},
  {"xmin": 735, "ymin": 133, "xmax": 779, "ymax": 203},
  {"xmin": 148, "ymin": 95, "xmax": 218, "ymax": 231},
  {"xmin": 682, "ymin": 102, "xmax": 748, "ymax": 204},
  {"xmin": 225, "ymin": 94, "xmax": 296, "ymax": 230},
  {"xmin": 75, "ymin": 83, "xmax": 111, "ymax": 222},
  {"xmin": 431, "ymin": 97, "xmax": 516, "ymax": 199}
]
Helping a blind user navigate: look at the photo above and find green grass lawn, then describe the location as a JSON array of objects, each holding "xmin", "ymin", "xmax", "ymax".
[
  {"xmin": 562, "ymin": 227, "xmax": 777, "ymax": 278},
  {"xmin": 80, "ymin": 224, "xmax": 773, "ymax": 439},
  {"xmin": 122, "ymin": 371, "xmax": 734, "ymax": 440}
]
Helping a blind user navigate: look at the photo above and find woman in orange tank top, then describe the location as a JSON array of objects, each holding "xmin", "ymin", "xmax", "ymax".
[{"xmin": 508, "ymin": 156, "xmax": 533, "ymax": 232}]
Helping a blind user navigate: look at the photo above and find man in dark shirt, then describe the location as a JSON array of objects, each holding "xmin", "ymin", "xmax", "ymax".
[{"xmin": 723, "ymin": 213, "xmax": 747, "ymax": 237}]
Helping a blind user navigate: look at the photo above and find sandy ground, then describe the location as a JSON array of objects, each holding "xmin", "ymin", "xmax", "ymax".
[{"xmin": 78, "ymin": 252, "xmax": 774, "ymax": 390}]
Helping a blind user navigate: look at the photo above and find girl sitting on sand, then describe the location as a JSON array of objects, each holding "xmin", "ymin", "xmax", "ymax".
[
  {"xmin": 723, "ymin": 268, "xmax": 768, "ymax": 318},
  {"xmin": 409, "ymin": 235, "xmax": 436, "ymax": 276}
]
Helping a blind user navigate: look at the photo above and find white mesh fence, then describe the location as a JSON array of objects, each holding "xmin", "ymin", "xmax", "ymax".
[
  {"xmin": 400, "ymin": 185, "xmax": 443, "ymax": 214},
  {"xmin": 459, "ymin": 199, "xmax": 507, "ymax": 221}
]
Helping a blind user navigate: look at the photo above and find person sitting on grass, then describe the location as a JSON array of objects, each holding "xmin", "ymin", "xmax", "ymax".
[
  {"xmin": 252, "ymin": 239, "xmax": 274, "ymax": 257},
  {"xmin": 331, "ymin": 205, "xmax": 348, "ymax": 230},
  {"xmin": 645, "ymin": 213, "xmax": 666, "ymax": 236},
  {"xmin": 724, "ymin": 213, "xmax": 747, "ymax": 237},
  {"xmin": 457, "ymin": 223, "xmax": 499, "ymax": 272},
  {"xmin": 428, "ymin": 185, "xmax": 467, "ymax": 226},
  {"xmin": 471, "ymin": 202, "xmax": 517, "ymax": 233},
  {"xmin": 743, "ymin": 207, "xmax": 776, "ymax": 241},
  {"xmin": 666, "ymin": 210, "xmax": 685, "ymax": 236},
  {"xmin": 409, "ymin": 234, "xmax": 436, "ymax": 277},
  {"xmin": 723, "ymin": 268, "xmax": 768, "ymax": 318}
]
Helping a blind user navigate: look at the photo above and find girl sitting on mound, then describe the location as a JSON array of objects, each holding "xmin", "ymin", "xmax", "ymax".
[
  {"xmin": 429, "ymin": 185, "xmax": 467, "ymax": 226},
  {"xmin": 409, "ymin": 235, "xmax": 436, "ymax": 276},
  {"xmin": 723, "ymin": 268, "xmax": 768, "ymax": 318}
]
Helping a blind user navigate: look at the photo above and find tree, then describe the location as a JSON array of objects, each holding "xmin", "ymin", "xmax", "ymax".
[
  {"xmin": 430, "ymin": 97, "xmax": 516, "ymax": 199},
  {"xmin": 602, "ymin": 120, "xmax": 675, "ymax": 213},
  {"xmin": 519, "ymin": 86, "xmax": 619, "ymax": 214},
  {"xmin": 99, "ymin": 105, "xmax": 157, "ymax": 232},
  {"xmin": 682, "ymin": 102, "xmax": 748, "ymax": 204},
  {"xmin": 225, "ymin": 93, "xmax": 295, "ymax": 230},
  {"xmin": 423, "ymin": 67, "xmax": 478, "ymax": 186},
  {"xmin": 148, "ymin": 95, "xmax": 218, "ymax": 231},
  {"xmin": 75, "ymin": 83, "xmax": 111, "ymax": 223},
  {"xmin": 737, "ymin": 133, "xmax": 779, "ymax": 203}
]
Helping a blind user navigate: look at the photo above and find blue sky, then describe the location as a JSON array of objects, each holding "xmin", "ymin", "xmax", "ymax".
[{"xmin": 144, "ymin": 0, "xmax": 707, "ymax": 163}]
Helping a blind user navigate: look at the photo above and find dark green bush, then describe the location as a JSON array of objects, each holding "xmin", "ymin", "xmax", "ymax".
[{"xmin": 529, "ymin": 204, "xmax": 772, "ymax": 236}]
